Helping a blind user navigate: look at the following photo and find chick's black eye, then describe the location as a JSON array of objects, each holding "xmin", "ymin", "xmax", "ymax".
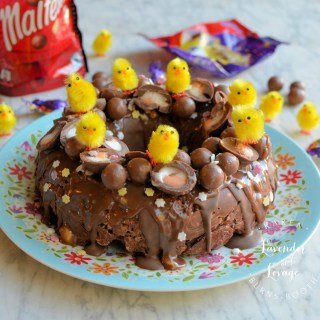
[
  {"xmin": 278, "ymin": 98, "xmax": 281, "ymax": 101},
  {"xmin": 118, "ymin": 70, "xmax": 121, "ymax": 74},
  {"xmin": 246, "ymin": 88, "xmax": 250, "ymax": 91},
  {"xmin": 126, "ymin": 67, "xmax": 130, "ymax": 70},
  {"xmin": 237, "ymin": 92, "xmax": 241, "ymax": 95},
  {"xmin": 83, "ymin": 126, "xmax": 87, "ymax": 129},
  {"xmin": 173, "ymin": 66, "xmax": 176, "ymax": 70},
  {"xmin": 182, "ymin": 67, "xmax": 185, "ymax": 70},
  {"xmin": 171, "ymin": 130, "xmax": 174, "ymax": 134},
  {"xmin": 8, "ymin": 110, "xmax": 11, "ymax": 113},
  {"xmin": 247, "ymin": 116, "xmax": 251, "ymax": 120},
  {"xmin": 160, "ymin": 130, "xmax": 164, "ymax": 134},
  {"xmin": 93, "ymin": 128, "xmax": 96, "ymax": 131},
  {"xmin": 238, "ymin": 119, "xmax": 242, "ymax": 122},
  {"xmin": 76, "ymin": 77, "xmax": 79, "ymax": 80},
  {"xmin": 68, "ymin": 84, "xmax": 71, "ymax": 87}
]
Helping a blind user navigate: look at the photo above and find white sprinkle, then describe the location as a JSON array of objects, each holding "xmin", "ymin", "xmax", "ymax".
[
  {"xmin": 106, "ymin": 130, "xmax": 114, "ymax": 137},
  {"xmin": 178, "ymin": 231, "xmax": 186, "ymax": 242},
  {"xmin": 117, "ymin": 131, "xmax": 124, "ymax": 140},
  {"xmin": 155, "ymin": 198, "xmax": 166, "ymax": 208},
  {"xmin": 247, "ymin": 171, "xmax": 254, "ymax": 180},
  {"xmin": 236, "ymin": 183, "xmax": 244, "ymax": 189},
  {"xmin": 210, "ymin": 154, "xmax": 219, "ymax": 164},
  {"xmin": 190, "ymin": 112, "xmax": 198, "ymax": 119},
  {"xmin": 46, "ymin": 228, "xmax": 55, "ymax": 236},
  {"xmin": 51, "ymin": 171, "xmax": 58, "ymax": 180},
  {"xmin": 269, "ymin": 191, "xmax": 274, "ymax": 202},
  {"xmin": 43, "ymin": 183, "xmax": 50, "ymax": 192},
  {"xmin": 52, "ymin": 160, "xmax": 60, "ymax": 168},
  {"xmin": 198, "ymin": 192, "xmax": 207, "ymax": 202}
]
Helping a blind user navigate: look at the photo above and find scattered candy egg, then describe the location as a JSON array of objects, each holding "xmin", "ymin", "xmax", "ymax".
[{"xmin": 267, "ymin": 76, "xmax": 284, "ymax": 91}]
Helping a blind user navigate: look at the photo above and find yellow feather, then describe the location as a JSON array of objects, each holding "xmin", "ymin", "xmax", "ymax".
[
  {"xmin": 228, "ymin": 78, "xmax": 257, "ymax": 108},
  {"xmin": 111, "ymin": 58, "xmax": 139, "ymax": 91},
  {"xmin": 65, "ymin": 73, "xmax": 97, "ymax": 113},
  {"xmin": 259, "ymin": 91, "xmax": 284, "ymax": 121},
  {"xmin": 165, "ymin": 58, "xmax": 190, "ymax": 94},
  {"xmin": 75, "ymin": 111, "xmax": 106, "ymax": 149},
  {"xmin": 92, "ymin": 29, "xmax": 112, "ymax": 56},
  {"xmin": 148, "ymin": 125, "xmax": 179, "ymax": 164},
  {"xmin": 0, "ymin": 103, "xmax": 16, "ymax": 135},
  {"xmin": 232, "ymin": 105, "xmax": 264, "ymax": 144}
]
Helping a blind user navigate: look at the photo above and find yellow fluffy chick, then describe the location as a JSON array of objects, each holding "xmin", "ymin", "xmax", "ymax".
[
  {"xmin": 92, "ymin": 29, "xmax": 112, "ymax": 56},
  {"xmin": 0, "ymin": 103, "xmax": 16, "ymax": 136},
  {"xmin": 147, "ymin": 125, "xmax": 179, "ymax": 164},
  {"xmin": 75, "ymin": 111, "xmax": 106, "ymax": 149},
  {"xmin": 259, "ymin": 91, "xmax": 284, "ymax": 122},
  {"xmin": 231, "ymin": 105, "xmax": 264, "ymax": 144},
  {"xmin": 112, "ymin": 58, "xmax": 139, "ymax": 92},
  {"xmin": 65, "ymin": 73, "xmax": 97, "ymax": 113},
  {"xmin": 297, "ymin": 102, "xmax": 320, "ymax": 134},
  {"xmin": 166, "ymin": 57, "xmax": 191, "ymax": 95},
  {"xmin": 228, "ymin": 78, "xmax": 257, "ymax": 108}
]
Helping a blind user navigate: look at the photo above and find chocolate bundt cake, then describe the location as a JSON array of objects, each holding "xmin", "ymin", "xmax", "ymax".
[{"xmin": 35, "ymin": 75, "xmax": 278, "ymax": 270}]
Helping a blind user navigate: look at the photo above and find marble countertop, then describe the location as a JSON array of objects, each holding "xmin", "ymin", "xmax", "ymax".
[{"xmin": 1, "ymin": 0, "xmax": 320, "ymax": 319}]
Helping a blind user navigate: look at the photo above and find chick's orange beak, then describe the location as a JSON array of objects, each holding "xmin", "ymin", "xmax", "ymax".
[
  {"xmin": 242, "ymin": 90, "xmax": 248, "ymax": 96},
  {"xmin": 1, "ymin": 112, "xmax": 6, "ymax": 118},
  {"xmin": 163, "ymin": 132, "xmax": 169, "ymax": 140},
  {"xmin": 174, "ymin": 68, "xmax": 181, "ymax": 76},
  {"xmin": 86, "ymin": 128, "xmax": 94, "ymax": 135},
  {"xmin": 244, "ymin": 118, "xmax": 249, "ymax": 124}
]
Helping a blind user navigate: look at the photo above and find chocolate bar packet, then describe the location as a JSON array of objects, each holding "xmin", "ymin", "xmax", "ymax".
[
  {"xmin": 147, "ymin": 19, "xmax": 284, "ymax": 78},
  {"xmin": 0, "ymin": 0, "xmax": 88, "ymax": 96}
]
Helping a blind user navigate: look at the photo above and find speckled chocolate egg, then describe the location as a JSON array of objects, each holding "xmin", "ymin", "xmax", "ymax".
[
  {"xmin": 174, "ymin": 149, "xmax": 191, "ymax": 165},
  {"xmin": 290, "ymin": 81, "xmax": 305, "ymax": 91},
  {"xmin": 106, "ymin": 97, "xmax": 128, "ymax": 120},
  {"xmin": 127, "ymin": 158, "xmax": 152, "ymax": 184},
  {"xmin": 101, "ymin": 163, "xmax": 127, "ymax": 190},
  {"xmin": 216, "ymin": 152, "xmax": 239, "ymax": 176},
  {"xmin": 190, "ymin": 148, "xmax": 213, "ymax": 169},
  {"xmin": 172, "ymin": 97, "xmax": 196, "ymax": 118},
  {"xmin": 199, "ymin": 163, "xmax": 225, "ymax": 190},
  {"xmin": 267, "ymin": 76, "xmax": 284, "ymax": 92},
  {"xmin": 201, "ymin": 137, "xmax": 220, "ymax": 154},
  {"xmin": 287, "ymin": 88, "xmax": 305, "ymax": 106}
]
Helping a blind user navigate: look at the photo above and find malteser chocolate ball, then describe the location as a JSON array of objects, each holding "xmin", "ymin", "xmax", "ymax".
[
  {"xmin": 267, "ymin": 76, "xmax": 284, "ymax": 92},
  {"xmin": 216, "ymin": 152, "xmax": 239, "ymax": 176},
  {"xmin": 101, "ymin": 163, "xmax": 127, "ymax": 190},
  {"xmin": 106, "ymin": 97, "xmax": 128, "ymax": 120},
  {"xmin": 199, "ymin": 163, "xmax": 225, "ymax": 190},
  {"xmin": 92, "ymin": 72, "xmax": 109, "ymax": 90},
  {"xmin": 32, "ymin": 34, "xmax": 47, "ymax": 49},
  {"xmin": 174, "ymin": 149, "xmax": 191, "ymax": 165},
  {"xmin": 190, "ymin": 148, "xmax": 213, "ymax": 169},
  {"xmin": 92, "ymin": 71, "xmax": 108, "ymax": 81},
  {"xmin": 290, "ymin": 81, "xmax": 305, "ymax": 91},
  {"xmin": 202, "ymin": 137, "xmax": 220, "ymax": 154},
  {"xmin": 127, "ymin": 158, "xmax": 152, "ymax": 184},
  {"xmin": 172, "ymin": 97, "xmax": 196, "ymax": 118},
  {"xmin": 287, "ymin": 88, "xmax": 305, "ymax": 106}
]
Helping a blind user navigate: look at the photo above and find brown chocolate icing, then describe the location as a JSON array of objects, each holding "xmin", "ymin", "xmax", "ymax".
[{"xmin": 35, "ymin": 76, "xmax": 278, "ymax": 271}]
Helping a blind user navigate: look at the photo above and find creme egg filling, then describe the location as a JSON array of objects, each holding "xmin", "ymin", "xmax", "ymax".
[
  {"xmin": 104, "ymin": 138, "xmax": 122, "ymax": 151},
  {"xmin": 66, "ymin": 127, "xmax": 76, "ymax": 139},
  {"xmin": 86, "ymin": 150, "xmax": 119, "ymax": 162},
  {"xmin": 155, "ymin": 167, "xmax": 187, "ymax": 188}
]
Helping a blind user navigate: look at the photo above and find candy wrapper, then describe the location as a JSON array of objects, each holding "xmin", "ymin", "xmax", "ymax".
[
  {"xmin": 24, "ymin": 98, "xmax": 67, "ymax": 113},
  {"xmin": 146, "ymin": 20, "xmax": 284, "ymax": 78},
  {"xmin": 307, "ymin": 139, "xmax": 320, "ymax": 168},
  {"xmin": 0, "ymin": 0, "xmax": 88, "ymax": 96}
]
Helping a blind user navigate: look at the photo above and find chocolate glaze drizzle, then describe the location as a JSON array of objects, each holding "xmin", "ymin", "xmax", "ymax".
[{"xmin": 35, "ymin": 78, "xmax": 278, "ymax": 271}]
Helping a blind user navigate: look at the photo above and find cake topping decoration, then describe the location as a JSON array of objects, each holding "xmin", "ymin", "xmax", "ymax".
[
  {"xmin": 165, "ymin": 57, "xmax": 191, "ymax": 95},
  {"xmin": 101, "ymin": 163, "xmax": 128, "ymax": 190},
  {"xmin": 51, "ymin": 171, "xmax": 58, "ymax": 181},
  {"xmin": 106, "ymin": 97, "xmax": 128, "ymax": 120},
  {"xmin": 263, "ymin": 196, "xmax": 270, "ymax": 206},
  {"xmin": 131, "ymin": 110, "xmax": 141, "ymax": 119},
  {"xmin": 43, "ymin": 183, "xmax": 50, "ymax": 192},
  {"xmin": 177, "ymin": 232, "xmax": 186, "ymax": 242},
  {"xmin": 198, "ymin": 192, "xmax": 208, "ymax": 202},
  {"xmin": 65, "ymin": 73, "xmax": 97, "ymax": 114},
  {"xmin": 112, "ymin": 58, "xmax": 139, "ymax": 93},
  {"xmin": 155, "ymin": 198, "xmax": 166, "ymax": 208},
  {"xmin": 52, "ymin": 160, "xmax": 60, "ymax": 168},
  {"xmin": 61, "ymin": 168, "xmax": 70, "ymax": 178},
  {"xmin": 118, "ymin": 187, "xmax": 128, "ymax": 197},
  {"xmin": 228, "ymin": 78, "xmax": 257, "ymax": 108},
  {"xmin": 145, "ymin": 188, "xmax": 155, "ymax": 197},
  {"xmin": 62, "ymin": 194, "xmax": 70, "ymax": 204}
]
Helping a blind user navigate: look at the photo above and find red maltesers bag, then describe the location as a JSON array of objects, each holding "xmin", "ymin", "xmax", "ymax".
[{"xmin": 0, "ymin": 0, "xmax": 88, "ymax": 96}]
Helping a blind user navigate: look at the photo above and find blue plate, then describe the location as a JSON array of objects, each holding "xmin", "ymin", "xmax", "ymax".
[{"xmin": 1, "ymin": 111, "xmax": 319, "ymax": 291}]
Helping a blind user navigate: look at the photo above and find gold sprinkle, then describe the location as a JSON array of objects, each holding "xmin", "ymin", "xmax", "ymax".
[
  {"xmin": 76, "ymin": 249, "xmax": 86, "ymax": 256},
  {"xmin": 145, "ymin": 188, "xmax": 155, "ymax": 197},
  {"xmin": 132, "ymin": 110, "xmax": 140, "ymax": 119},
  {"xmin": 62, "ymin": 168, "xmax": 70, "ymax": 178},
  {"xmin": 263, "ymin": 196, "xmax": 270, "ymax": 206},
  {"xmin": 62, "ymin": 194, "xmax": 70, "ymax": 204},
  {"xmin": 118, "ymin": 187, "xmax": 127, "ymax": 197},
  {"xmin": 43, "ymin": 183, "xmax": 50, "ymax": 192},
  {"xmin": 155, "ymin": 198, "xmax": 165, "ymax": 208}
]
